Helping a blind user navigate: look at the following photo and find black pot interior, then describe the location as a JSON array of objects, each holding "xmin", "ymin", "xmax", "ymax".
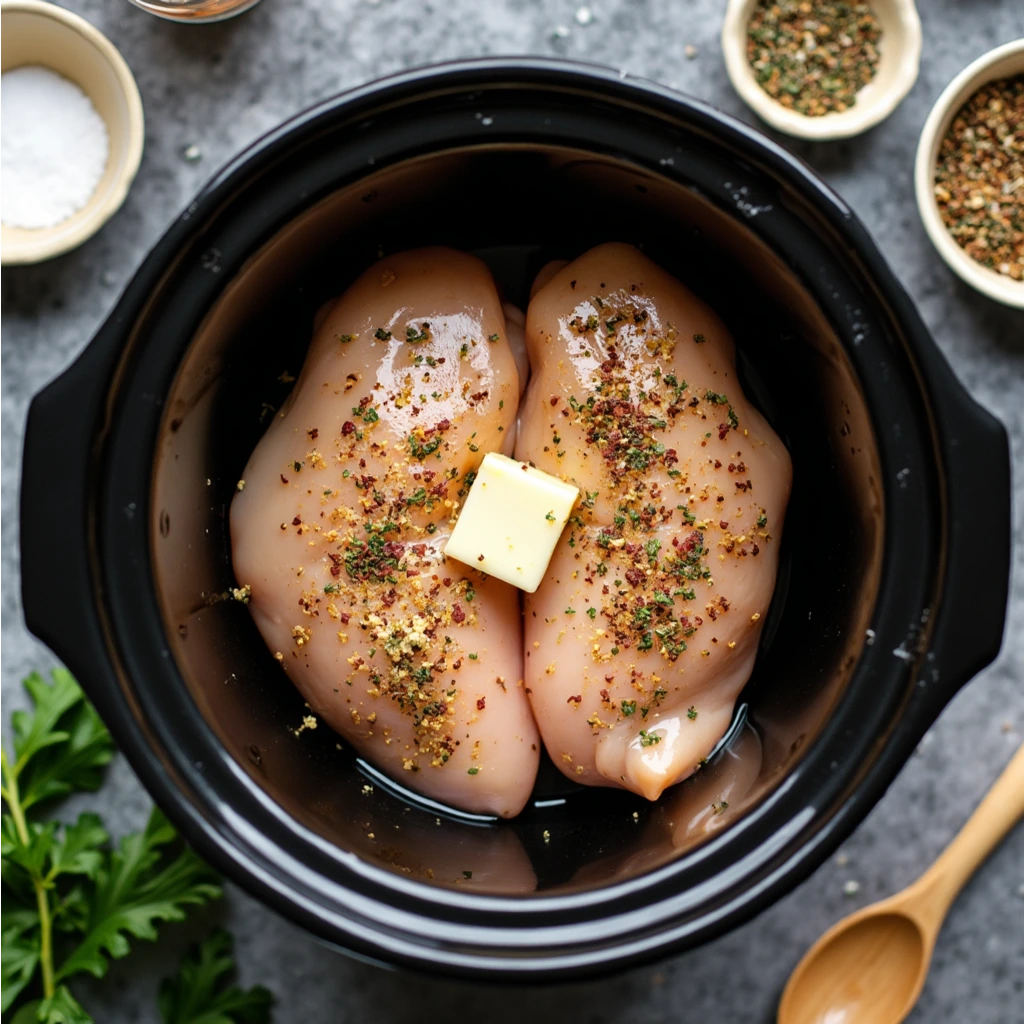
[{"xmin": 151, "ymin": 145, "xmax": 883, "ymax": 896}]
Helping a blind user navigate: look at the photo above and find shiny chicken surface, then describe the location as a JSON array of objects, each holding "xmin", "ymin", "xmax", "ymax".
[
  {"xmin": 231, "ymin": 248, "xmax": 540, "ymax": 817},
  {"xmin": 515, "ymin": 243, "xmax": 792, "ymax": 801}
]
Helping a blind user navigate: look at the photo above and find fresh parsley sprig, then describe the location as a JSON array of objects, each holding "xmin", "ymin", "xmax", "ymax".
[
  {"xmin": 1, "ymin": 668, "xmax": 272, "ymax": 1024},
  {"xmin": 159, "ymin": 929, "xmax": 272, "ymax": 1024}
]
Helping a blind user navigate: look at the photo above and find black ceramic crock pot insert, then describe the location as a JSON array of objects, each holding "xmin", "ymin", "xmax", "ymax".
[{"xmin": 20, "ymin": 60, "xmax": 1010, "ymax": 979}]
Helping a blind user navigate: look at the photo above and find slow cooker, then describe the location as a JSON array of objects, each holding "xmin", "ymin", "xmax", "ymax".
[{"xmin": 20, "ymin": 59, "xmax": 1011, "ymax": 980}]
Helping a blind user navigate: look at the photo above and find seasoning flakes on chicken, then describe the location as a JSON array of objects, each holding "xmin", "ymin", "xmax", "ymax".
[
  {"xmin": 515, "ymin": 243, "xmax": 792, "ymax": 801},
  {"xmin": 231, "ymin": 248, "xmax": 540, "ymax": 817}
]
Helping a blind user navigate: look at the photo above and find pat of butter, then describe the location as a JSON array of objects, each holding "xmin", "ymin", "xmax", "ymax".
[{"xmin": 444, "ymin": 452, "xmax": 580, "ymax": 593}]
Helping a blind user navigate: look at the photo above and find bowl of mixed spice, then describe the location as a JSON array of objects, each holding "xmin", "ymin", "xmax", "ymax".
[
  {"xmin": 722, "ymin": 0, "xmax": 922, "ymax": 140},
  {"xmin": 915, "ymin": 39, "xmax": 1024, "ymax": 308}
]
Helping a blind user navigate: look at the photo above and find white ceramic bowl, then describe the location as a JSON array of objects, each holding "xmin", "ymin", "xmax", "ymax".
[
  {"xmin": 914, "ymin": 39, "xmax": 1024, "ymax": 309},
  {"xmin": 0, "ymin": 0, "xmax": 144, "ymax": 265},
  {"xmin": 722, "ymin": 0, "xmax": 922, "ymax": 141}
]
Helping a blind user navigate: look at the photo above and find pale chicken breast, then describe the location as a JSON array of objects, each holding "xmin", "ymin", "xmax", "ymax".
[
  {"xmin": 231, "ymin": 248, "xmax": 540, "ymax": 818},
  {"xmin": 515, "ymin": 243, "xmax": 791, "ymax": 801}
]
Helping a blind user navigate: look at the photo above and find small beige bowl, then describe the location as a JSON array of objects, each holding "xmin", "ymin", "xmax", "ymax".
[
  {"xmin": 1, "ymin": 0, "xmax": 144, "ymax": 265},
  {"xmin": 722, "ymin": 0, "xmax": 922, "ymax": 141},
  {"xmin": 914, "ymin": 39, "xmax": 1024, "ymax": 309}
]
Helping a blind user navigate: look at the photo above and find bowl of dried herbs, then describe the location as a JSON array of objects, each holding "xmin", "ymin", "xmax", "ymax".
[
  {"xmin": 722, "ymin": 0, "xmax": 922, "ymax": 140},
  {"xmin": 915, "ymin": 38, "xmax": 1024, "ymax": 308}
]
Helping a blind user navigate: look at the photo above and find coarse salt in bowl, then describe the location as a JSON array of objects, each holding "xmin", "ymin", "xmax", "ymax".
[
  {"xmin": 721, "ymin": 0, "xmax": 922, "ymax": 141},
  {"xmin": 914, "ymin": 39, "xmax": 1024, "ymax": 310},
  {"xmin": 0, "ymin": 0, "xmax": 144, "ymax": 265}
]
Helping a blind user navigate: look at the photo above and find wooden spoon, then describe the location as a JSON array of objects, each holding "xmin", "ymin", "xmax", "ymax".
[{"xmin": 778, "ymin": 743, "xmax": 1024, "ymax": 1024}]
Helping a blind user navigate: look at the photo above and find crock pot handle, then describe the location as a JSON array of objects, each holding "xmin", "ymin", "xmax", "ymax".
[
  {"xmin": 20, "ymin": 329, "xmax": 121, "ymax": 691},
  {"xmin": 923, "ymin": 383, "xmax": 1011, "ymax": 708}
]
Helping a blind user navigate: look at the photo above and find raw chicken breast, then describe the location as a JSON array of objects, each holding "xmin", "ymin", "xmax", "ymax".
[
  {"xmin": 515, "ymin": 243, "xmax": 791, "ymax": 801},
  {"xmin": 231, "ymin": 248, "xmax": 540, "ymax": 818}
]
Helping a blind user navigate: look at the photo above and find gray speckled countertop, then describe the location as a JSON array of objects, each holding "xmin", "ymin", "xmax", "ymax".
[{"xmin": 3, "ymin": 1, "xmax": 1023, "ymax": 1021}]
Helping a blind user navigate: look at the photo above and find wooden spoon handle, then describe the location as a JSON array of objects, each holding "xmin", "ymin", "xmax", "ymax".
[{"xmin": 917, "ymin": 743, "xmax": 1024, "ymax": 916}]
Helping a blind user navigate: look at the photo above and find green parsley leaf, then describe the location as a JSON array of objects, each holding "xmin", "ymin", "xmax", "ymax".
[
  {"xmin": 55, "ymin": 808, "xmax": 221, "ymax": 983},
  {"xmin": 9, "ymin": 670, "xmax": 114, "ymax": 813},
  {"xmin": 23, "ymin": 984, "xmax": 92, "ymax": 1024},
  {"xmin": 9, "ymin": 669, "xmax": 81, "ymax": 768},
  {"xmin": 158, "ymin": 928, "xmax": 272, "ymax": 1024},
  {"xmin": 2, "ymin": 917, "xmax": 40, "ymax": 1013},
  {"xmin": 48, "ymin": 813, "xmax": 110, "ymax": 881}
]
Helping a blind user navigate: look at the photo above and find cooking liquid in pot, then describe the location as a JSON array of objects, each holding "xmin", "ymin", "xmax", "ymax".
[{"xmin": 229, "ymin": 243, "xmax": 791, "ymax": 818}]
